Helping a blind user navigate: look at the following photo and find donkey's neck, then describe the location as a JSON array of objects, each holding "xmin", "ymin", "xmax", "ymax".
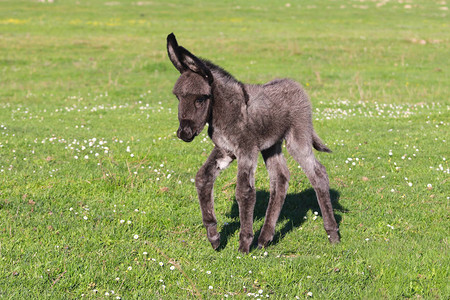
[
  {"xmin": 210, "ymin": 73, "xmax": 248, "ymax": 118},
  {"xmin": 207, "ymin": 71, "xmax": 249, "ymax": 148}
]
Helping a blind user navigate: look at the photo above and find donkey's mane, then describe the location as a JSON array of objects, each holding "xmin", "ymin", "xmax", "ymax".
[
  {"xmin": 200, "ymin": 58, "xmax": 249, "ymax": 104},
  {"xmin": 200, "ymin": 58, "xmax": 241, "ymax": 84}
]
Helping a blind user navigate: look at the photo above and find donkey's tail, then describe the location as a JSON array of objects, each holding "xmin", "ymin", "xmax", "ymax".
[{"xmin": 312, "ymin": 131, "xmax": 332, "ymax": 153}]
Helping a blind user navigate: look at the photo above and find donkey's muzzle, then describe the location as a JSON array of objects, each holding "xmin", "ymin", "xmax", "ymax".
[{"xmin": 177, "ymin": 120, "xmax": 197, "ymax": 142}]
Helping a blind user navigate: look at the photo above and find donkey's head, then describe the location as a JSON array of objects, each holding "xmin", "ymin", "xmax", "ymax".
[{"xmin": 167, "ymin": 33, "xmax": 213, "ymax": 142}]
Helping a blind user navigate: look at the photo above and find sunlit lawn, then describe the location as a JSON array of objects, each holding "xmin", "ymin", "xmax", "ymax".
[{"xmin": 0, "ymin": 0, "xmax": 448, "ymax": 298}]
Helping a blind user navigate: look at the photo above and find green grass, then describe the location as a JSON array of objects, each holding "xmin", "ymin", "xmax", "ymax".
[{"xmin": 0, "ymin": 0, "xmax": 449, "ymax": 298}]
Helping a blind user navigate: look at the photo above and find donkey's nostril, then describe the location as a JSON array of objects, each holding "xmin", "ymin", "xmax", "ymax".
[
  {"xmin": 177, "ymin": 125, "xmax": 195, "ymax": 142},
  {"xmin": 177, "ymin": 119, "xmax": 197, "ymax": 142},
  {"xmin": 183, "ymin": 126, "xmax": 192, "ymax": 136}
]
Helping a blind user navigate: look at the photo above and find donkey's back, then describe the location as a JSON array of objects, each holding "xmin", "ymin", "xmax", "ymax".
[
  {"xmin": 249, "ymin": 78, "xmax": 312, "ymax": 122},
  {"xmin": 245, "ymin": 78, "xmax": 324, "ymax": 152}
]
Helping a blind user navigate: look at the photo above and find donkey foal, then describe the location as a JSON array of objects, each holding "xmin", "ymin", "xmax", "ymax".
[{"xmin": 167, "ymin": 33, "xmax": 340, "ymax": 253}]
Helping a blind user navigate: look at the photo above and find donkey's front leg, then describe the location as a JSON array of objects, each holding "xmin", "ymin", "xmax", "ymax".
[
  {"xmin": 235, "ymin": 150, "xmax": 258, "ymax": 253},
  {"xmin": 196, "ymin": 147, "xmax": 234, "ymax": 250}
]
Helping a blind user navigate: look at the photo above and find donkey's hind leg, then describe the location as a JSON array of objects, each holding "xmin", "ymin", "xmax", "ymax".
[
  {"xmin": 286, "ymin": 132, "xmax": 340, "ymax": 243},
  {"xmin": 196, "ymin": 147, "xmax": 235, "ymax": 250},
  {"xmin": 258, "ymin": 142, "xmax": 290, "ymax": 248}
]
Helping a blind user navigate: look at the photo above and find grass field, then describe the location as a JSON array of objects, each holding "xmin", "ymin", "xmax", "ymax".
[{"xmin": 1, "ymin": 0, "xmax": 449, "ymax": 298}]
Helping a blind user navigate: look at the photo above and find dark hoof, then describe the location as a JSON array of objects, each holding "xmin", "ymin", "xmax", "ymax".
[
  {"xmin": 238, "ymin": 239, "xmax": 251, "ymax": 253},
  {"xmin": 257, "ymin": 240, "xmax": 270, "ymax": 249},
  {"xmin": 257, "ymin": 228, "xmax": 274, "ymax": 249},
  {"xmin": 210, "ymin": 234, "xmax": 221, "ymax": 250},
  {"xmin": 238, "ymin": 244, "xmax": 250, "ymax": 254},
  {"xmin": 327, "ymin": 230, "xmax": 341, "ymax": 244}
]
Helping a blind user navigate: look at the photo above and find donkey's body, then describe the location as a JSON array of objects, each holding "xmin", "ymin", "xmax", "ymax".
[{"xmin": 167, "ymin": 33, "xmax": 340, "ymax": 253}]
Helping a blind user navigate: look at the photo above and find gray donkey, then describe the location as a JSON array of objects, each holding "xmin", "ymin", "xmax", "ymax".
[{"xmin": 167, "ymin": 33, "xmax": 340, "ymax": 253}]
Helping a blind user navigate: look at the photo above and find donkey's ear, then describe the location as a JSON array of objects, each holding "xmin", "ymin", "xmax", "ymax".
[
  {"xmin": 178, "ymin": 46, "xmax": 214, "ymax": 84},
  {"xmin": 167, "ymin": 33, "xmax": 186, "ymax": 73}
]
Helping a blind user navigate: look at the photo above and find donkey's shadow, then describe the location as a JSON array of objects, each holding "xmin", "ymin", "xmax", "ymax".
[{"xmin": 218, "ymin": 188, "xmax": 345, "ymax": 251}]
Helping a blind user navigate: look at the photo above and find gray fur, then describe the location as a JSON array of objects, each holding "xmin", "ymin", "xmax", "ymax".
[{"xmin": 167, "ymin": 33, "xmax": 340, "ymax": 253}]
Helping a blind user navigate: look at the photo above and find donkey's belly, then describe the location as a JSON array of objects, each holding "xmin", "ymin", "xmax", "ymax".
[
  {"xmin": 248, "ymin": 117, "xmax": 288, "ymax": 151},
  {"xmin": 257, "ymin": 136, "xmax": 283, "ymax": 151},
  {"xmin": 211, "ymin": 127, "xmax": 282, "ymax": 154}
]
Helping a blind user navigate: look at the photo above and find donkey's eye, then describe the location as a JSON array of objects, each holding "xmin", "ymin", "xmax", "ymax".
[{"xmin": 195, "ymin": 95, "xmax": 209, "ymax": 103}]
